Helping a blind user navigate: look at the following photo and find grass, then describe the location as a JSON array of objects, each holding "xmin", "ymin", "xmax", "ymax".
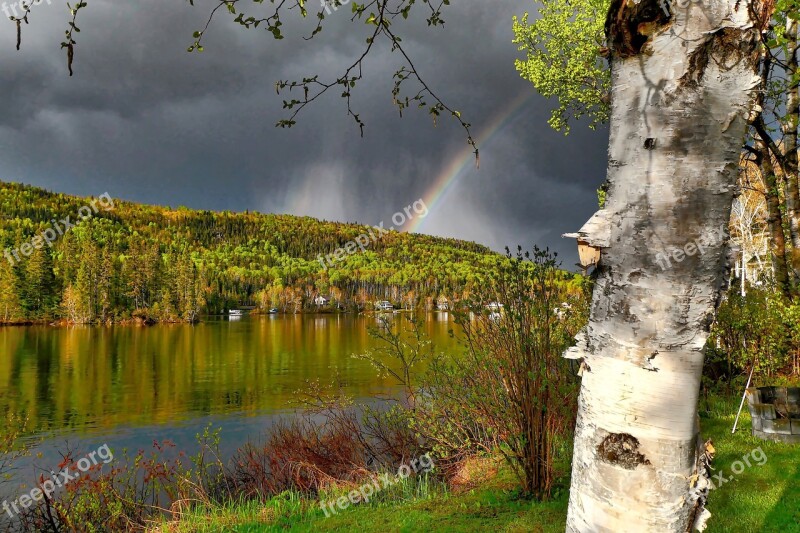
[
  {"xmin": 152, "ymin": 393, "xmax": 799, "ymax": 533},
  {"xmin": 152, "ymin": 456, "xmax": 568, "ymax": 533},
  {"xmin": 700, "ymin": 393, "xmax": 800, "ymax": 532}
]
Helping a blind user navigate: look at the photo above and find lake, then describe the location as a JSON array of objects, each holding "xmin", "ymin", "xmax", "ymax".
[{"xmin": 0, "ymin": 313, "xmax": 459, "ymax": 467}]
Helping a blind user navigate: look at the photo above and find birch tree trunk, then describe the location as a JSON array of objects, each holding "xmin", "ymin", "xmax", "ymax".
[{"xmin": 565, "ymin": 1, "xmax": 766, "ymax": 531}]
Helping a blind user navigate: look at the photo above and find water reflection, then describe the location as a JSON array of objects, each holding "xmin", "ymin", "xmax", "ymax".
[{"xmin": 0, "ymin": 314, "xmax": 459, "ymax": 440}]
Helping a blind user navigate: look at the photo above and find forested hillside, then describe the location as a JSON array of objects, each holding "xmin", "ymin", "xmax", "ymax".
[{"xmin": 0, "ymin": 181, "xmax": 578, "ymax": 324}]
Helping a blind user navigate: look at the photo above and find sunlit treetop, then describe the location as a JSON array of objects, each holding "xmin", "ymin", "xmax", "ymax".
[{"xmin": 513, "ymin": 0, "xmax": 611, "ymax": 135}]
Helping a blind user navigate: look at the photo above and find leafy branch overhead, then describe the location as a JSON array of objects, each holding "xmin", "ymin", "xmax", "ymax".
[
  {"xmin": 189, "ymin": 0, "xmax": 475, "ymax": 159},
  {"xmin": 7, "ymin": 0, "xmax": 475, "ymax": 159},
  {"xmin": 61, "ymin": 1, "xmax": 87, "ymax": 76},
  {"xmin": 7, "ymin": 0, "xmax": 35, "ymax": 51},
  {"xmin": 6, "ymin": 0, "xmax": 87, "ymax": 74}
]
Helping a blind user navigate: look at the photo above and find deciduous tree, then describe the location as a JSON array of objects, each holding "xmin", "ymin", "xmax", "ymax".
[{"xmin": 562, "ymin": 1, "xmax": 768, "ymax": 530}]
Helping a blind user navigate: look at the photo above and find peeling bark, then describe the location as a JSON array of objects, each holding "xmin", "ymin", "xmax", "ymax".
[{"xmin": 565, "ymin": 1, "xmax": 764, "ymax": 531}]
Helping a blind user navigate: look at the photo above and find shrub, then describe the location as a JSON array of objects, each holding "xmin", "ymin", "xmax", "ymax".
[
  {"xmin": 706, "ymin": 287, "xmax": 793, "ymax": 387},
  {"xmin": 415, "ymin": 247, "xmax": 586, "ymax": 499}
]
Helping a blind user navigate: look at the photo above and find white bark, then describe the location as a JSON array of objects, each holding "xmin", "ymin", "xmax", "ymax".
[{"xmin": 565, "ymin": 1, "xmax": 763, "ymax": 531}]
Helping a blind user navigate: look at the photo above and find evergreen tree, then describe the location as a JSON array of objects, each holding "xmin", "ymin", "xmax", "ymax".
[
  {"xmin": 0, "ymin": 259, "xmax": 22, "ymax": 323},
  {"xmin": 23, "ymin": 246, "xmax": 57, "ymax": 318}
]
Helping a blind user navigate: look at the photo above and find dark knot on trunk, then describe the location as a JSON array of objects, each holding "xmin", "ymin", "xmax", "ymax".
[{"xmin": 605, "ymin": 0, "xmax": 672, "ymax": 58}]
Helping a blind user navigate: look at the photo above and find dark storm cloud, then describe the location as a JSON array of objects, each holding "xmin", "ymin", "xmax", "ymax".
[{"xmin": 0, "ymin": 0, "xmax": 607, "ymax": 264}]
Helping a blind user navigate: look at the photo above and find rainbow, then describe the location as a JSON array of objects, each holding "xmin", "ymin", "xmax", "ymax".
[{"xmin": 408, "ymin": 91, "xmax": 535, "ymax": 233}]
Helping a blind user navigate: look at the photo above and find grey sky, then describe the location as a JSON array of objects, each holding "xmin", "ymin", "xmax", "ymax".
[{"xmin": 0, "ymin": 0, "xmax": 608, "ymax": 265}]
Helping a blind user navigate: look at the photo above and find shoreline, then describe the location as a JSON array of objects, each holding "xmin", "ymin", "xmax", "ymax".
[{"xmin": 0, "ymin": 308, "xmax": 433, "ymax": 328}]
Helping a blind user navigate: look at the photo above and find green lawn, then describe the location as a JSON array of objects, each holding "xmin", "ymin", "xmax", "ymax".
[
  {"xmin": 701, "ymin": 394, "xmax": 800, "ymax": 533},
  {"xmin": 153, "ymin": 394, "xmax": 799, "ymax": 533}
]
